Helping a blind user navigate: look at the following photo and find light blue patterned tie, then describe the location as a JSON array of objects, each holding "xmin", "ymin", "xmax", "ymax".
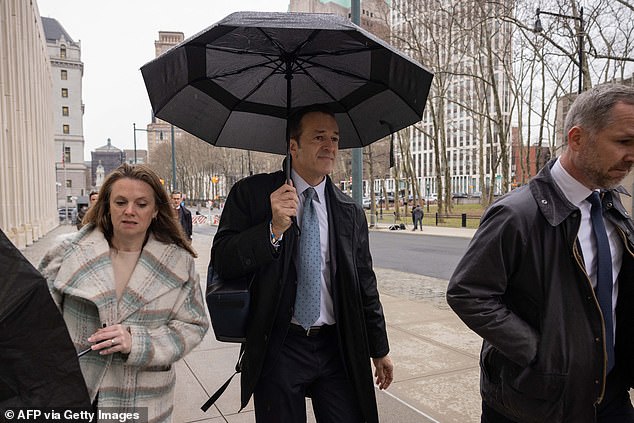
[
  {"xmin": 587, "ymin": 191, "xmax": 615, "ymax": 372},
  {"xmin": 294, "ymin": 188, "xmax": 321, "ymax": 329}
]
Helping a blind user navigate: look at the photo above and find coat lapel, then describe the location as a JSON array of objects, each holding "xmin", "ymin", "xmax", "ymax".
[
  {"xmin": 117, "ymin": 234, "xmax": 189, "ymax": 322},
  {"xmin": 60, "ymin": 229, "xmax": 117, "ymax": 325},
  {"xmin": 63, "ymin": 230, "xmax": 190, "ymax": 324}
]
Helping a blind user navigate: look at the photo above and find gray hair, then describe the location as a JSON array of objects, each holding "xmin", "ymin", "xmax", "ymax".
[{"xmin": 564, "ymin": 84, "xmax": 634, "ymax": 140}]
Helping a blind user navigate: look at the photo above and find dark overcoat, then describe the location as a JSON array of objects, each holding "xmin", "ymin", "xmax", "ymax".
[
  {"xmin": 179, "ymin": 206, "xmax": 193, "ymax": 240},
  {"xmin": 447, "ymin": 162, "xmax": 634, "ymax": 422},
  {"xmin": 211, "ymin": 170, "xmax": 389, "ymax": 423}
]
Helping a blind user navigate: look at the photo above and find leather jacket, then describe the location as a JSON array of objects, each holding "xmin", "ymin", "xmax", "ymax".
[{"xmin": 447, "ymin": 161, "xmax": 634, "ymax": 423}]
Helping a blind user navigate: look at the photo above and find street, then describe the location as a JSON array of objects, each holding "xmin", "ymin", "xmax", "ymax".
[
  {"xmin": 195, "ymin": 224, "xmax": 470, "ymax": 281},
  {"xmin": 369, "ymin": 232, "xmax": 470, "ymax": 280}
]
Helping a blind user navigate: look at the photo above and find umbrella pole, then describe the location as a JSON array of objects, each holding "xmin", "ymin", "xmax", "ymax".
[
  {"xmin": 285, "ymin": 68, "xmax": 292, "ymax": 184},
  {"xmin": 285, "ymin": 66, "xmax": 300, "ymax": 235}
]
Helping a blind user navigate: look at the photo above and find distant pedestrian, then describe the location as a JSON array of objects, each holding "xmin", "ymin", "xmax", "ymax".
[
  {"xmin": 77, "ymin": 190, "xmax": 98, "ymax": 230},
  {"xmin": 412, "ymin": 204, "xmax": 424, "ymax": 231},
  {"xmin": 447, "ymin": 84, "xmax": 634, "ymax": 422},
  {"xmin": 171, "ymin": 191, "xmax": 193, "ymax": 241}
]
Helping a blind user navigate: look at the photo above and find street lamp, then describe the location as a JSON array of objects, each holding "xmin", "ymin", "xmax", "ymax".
[
  {"xmin": 133, "ymin": 123, "xmax": 177, "ymax": 190},
  {"xmin": 534, "ymin": 7, "xmax": 584, "ymax": 94},
  {"xmin": 170, "ymin": 124, "xmax": 176, "ymax": 191}
]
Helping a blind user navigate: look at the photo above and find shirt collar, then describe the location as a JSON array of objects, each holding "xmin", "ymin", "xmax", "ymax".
[
  {"xmin": 550, "ymin": 158, "xmax": 593, "ymax": 207},
  {"xmin": 291, "ymin": 169, "xmax": 326, "ymax": 203}
]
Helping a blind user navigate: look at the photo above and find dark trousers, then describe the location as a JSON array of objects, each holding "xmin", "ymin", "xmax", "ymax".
[
  {"xmin": 481, "ymin": 368, "xmax": 634, "ymax": 423},
  {"xmin": 253, "ymin": 325, "xmax": 364, "ymax": 422}
]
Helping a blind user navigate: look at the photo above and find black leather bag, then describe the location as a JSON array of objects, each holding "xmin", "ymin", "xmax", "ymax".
[{"xmin": 206, "ymin": 264, "xmax": 253, "ymax": 343}]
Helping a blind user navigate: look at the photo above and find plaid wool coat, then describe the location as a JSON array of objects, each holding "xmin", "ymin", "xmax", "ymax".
[{"xmin": 38, "ymin": 227, "xmax": 209, "ymax": 422}]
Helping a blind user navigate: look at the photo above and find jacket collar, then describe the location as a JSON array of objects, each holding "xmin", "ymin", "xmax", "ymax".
[
  {"xmin": 68, "ymin": 228, "xmax": 186, "ymax": 324},
  {"xmin": 530, "ymin": 159, "xmax": 631, "ymax": 227}
]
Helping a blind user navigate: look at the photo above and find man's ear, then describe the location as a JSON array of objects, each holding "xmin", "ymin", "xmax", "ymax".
[
  {"xmin": 289, "ymin": 138, "xmax": 299, "ymax": 157},
  {"xmin": 567, "ymin": 126, "xmax": 584, "ymax": 152}
]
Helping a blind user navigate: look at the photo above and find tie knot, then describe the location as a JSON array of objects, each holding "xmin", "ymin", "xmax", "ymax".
[
  {"xmin": 304, "ymin": 187, "xmax": 316, "ymax": 201},
  {"xmin": 586, "ymin": 191, "xmax": 602, "ymax": 208}
]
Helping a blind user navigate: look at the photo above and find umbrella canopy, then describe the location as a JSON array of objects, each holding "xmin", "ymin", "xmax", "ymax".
[
  {"xmin": 0, "ymin": 230, "xmax": 91, "ymax": 409},
  {"xmin": 141, "ymin": 11, "xmax": 433, "ymax": 155}
]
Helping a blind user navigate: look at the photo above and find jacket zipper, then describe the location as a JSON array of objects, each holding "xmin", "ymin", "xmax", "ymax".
[{"xmin": 572, "ymin": 238, "xmax": 607, "ymax": 404}]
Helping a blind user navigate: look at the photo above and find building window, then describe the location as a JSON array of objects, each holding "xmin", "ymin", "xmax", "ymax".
[
  {"xmin": 61, "ymin": 88, "xmax": 68, "ymax": 98},
  {"xmin": 60, "ymin": 46, "xmax": 66, "ymax": 58},
  {"xmin": 61, "ymin": 70, "xmax": 67, "ymax": 80},
  {"xmin": 63, "ymin": 124, "xmax": 70, "ymax": 134},
  {"xmin": 64, "ymin": 146, "xmax": 71, "ymax": 163},
  {"xmin": 65, "ymin": 179, "xmax": 72, "ymax": 188},
  {"xmin": 62, "ymin": 106, "xmax": 69, "ymax": 116}
]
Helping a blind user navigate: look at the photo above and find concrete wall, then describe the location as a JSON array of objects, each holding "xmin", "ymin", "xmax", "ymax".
[{"xmin": 0, "ymin": 0, "xmax": 58, "ymax": 248}]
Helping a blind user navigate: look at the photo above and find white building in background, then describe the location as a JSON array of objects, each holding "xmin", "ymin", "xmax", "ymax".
[
  {"xmin": 0, "ymin": 1, "xmax": 57, "ymax": 248},
  {"xmin": 42, "ymin": 17, "xmax": 87, "ymax": 208},
  {"xmin": 392, "ymin": 0, "xmax": 513, "ymax": 198}
]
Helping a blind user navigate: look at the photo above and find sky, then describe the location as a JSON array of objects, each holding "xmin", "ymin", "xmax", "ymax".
[{"xmin": 37, "ymin": 0, "xmax": 291, "ymax": 161}]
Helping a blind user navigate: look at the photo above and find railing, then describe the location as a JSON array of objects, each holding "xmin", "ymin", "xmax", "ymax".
[{"xmin": 434, "ymin": 213, "xmax": 480, "ymax": 228}]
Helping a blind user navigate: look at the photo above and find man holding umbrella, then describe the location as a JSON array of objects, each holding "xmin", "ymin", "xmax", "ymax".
[{"xmin": 211, "ymin": 105, "xmax": 393, "ymax": 422}]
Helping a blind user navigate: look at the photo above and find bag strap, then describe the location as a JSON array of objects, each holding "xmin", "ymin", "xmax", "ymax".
[{"xmin": 200, "ymin": 350, "xmax": 243, "ymax": 412}]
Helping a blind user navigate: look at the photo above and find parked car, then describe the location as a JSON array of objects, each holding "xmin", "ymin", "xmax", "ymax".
[
  {"xmin": 58, "ymin": 207, "xmax": 77, "ymax": 223},
  {"xmin": 452, "ymin": 192, "xmax": 468, "ymax": 199},
  {"xmin": 362, "ymin": 197, "xmax": 372, "ymax": 209}
]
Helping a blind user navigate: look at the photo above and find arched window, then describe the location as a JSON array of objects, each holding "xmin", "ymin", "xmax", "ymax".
[{"xmin": 60, "ymin": 45, "xmax": 66, "ymax": 58}]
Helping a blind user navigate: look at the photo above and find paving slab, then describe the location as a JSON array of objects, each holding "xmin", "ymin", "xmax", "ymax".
[{"xmin": 390, "ymin": 367, "xmax": 481, "ymax": 423}]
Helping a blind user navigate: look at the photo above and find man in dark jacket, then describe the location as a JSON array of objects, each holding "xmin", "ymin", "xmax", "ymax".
[
  {"xmin": 171, "ymin": 191, "xmax": 192, "ymax": 240},
  {"xmin": 211, "ymin": 105, "xmax": 393, "ymax": 422},
  {"xmin": 412, "ymin": 204, "xmax": 424, "ymax": 231},
  {"xmin": 447, "ymin": 84, "xmax": 634, "ymax": 423}
]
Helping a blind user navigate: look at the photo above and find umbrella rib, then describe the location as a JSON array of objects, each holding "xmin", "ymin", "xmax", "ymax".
[
  {"xmin": 298, "ymin": 54, "xmax": 424, "ymax": 122},
  {"xmin": 235, "ymin": 61, "xmax": 286, "ymax": 105},
  {"xmin": 205, "ymin": 57, "xmax": 282, "ymax": 80},
  {"xmin": 292, "ymin": 60, "xmax": 367, "ymax": 148}
]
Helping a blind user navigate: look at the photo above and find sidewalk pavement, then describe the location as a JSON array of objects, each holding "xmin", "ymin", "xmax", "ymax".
[{"xmin": 21, "ymin": 223, "xmax": 482, "ymax": 423}]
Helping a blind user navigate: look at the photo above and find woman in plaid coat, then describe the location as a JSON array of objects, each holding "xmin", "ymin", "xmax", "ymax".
[{"xmin": 39, "ymin": 164, "xmax": 209, "ymax": 423}]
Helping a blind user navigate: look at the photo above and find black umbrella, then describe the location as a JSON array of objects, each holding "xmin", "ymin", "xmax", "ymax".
[
  {"xmin": 141, "ymin": 11, "xmax": 433, "ymax": 179},
  {"xmin": 0, "ymin": 229, "xmax": 91, "ymax": 410}
]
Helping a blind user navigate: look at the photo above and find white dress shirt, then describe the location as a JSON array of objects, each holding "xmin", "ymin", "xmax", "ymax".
[
  {"xmin": 291, "ymin": 170, "xmax": 335, "ymax": 326},
  {"xmin": 551, "ymin": 159, "xmax": 623, "ymax": 341}
]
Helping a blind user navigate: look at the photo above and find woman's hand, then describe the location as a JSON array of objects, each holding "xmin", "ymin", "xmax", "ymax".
[{"xmin": 87, "ymin": 324, "xmax": 132, "ymax": 355}]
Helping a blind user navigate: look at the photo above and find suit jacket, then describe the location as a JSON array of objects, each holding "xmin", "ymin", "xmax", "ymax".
[
  {"xmin": 38, "ymin": 226, "xmax": 209, "ymax": 422},
  {"xmin": 211, "ymin": 170, "xmax": 389, "ymax": 423},
  {"xmin": 179, "ymin": 206, "xmax": 193, "ymax": 240}
]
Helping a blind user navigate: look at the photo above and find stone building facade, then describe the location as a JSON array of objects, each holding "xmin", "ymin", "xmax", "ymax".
[
  {"xmin": 0, "ymin": 0, "xmax": 58, "ymax": 248},
  {"xmin": 90, "ymin": 138, "xmax": 125, "ymax": 189},
  {"xmin": 42, "ymin": 17, "xmax": 88, "ymax": 209}
]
